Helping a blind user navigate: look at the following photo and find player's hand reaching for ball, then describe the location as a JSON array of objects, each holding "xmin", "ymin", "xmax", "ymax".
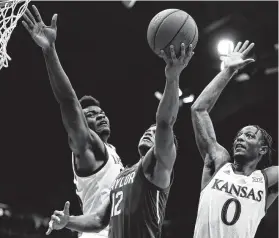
[
  {"xmin": 46, "ymin": 201, "xmax": 70, "ymax": 235},
  {"xmin": 160, "ymin": 43, "xmax": 194, "ymax": 80},
  {"xmin": 221, "ymin": 40, "xmax": 255, "ymax": 72},
  {"xmin": 22, "ymin": 5, "xmax": 57, "ymax": 51}
]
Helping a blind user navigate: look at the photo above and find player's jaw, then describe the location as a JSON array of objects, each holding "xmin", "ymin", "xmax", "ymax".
[
  {"xmin": 138, "ymin": 129, "xmax": 156, "ymax": 157},
  {"xmin": 233, "ymin": 141, "xmax": 260, "ymax": 163}
]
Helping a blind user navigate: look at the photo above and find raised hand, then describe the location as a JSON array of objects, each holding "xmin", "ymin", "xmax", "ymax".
[
  {"xmin": 22, "ymin": 5, "xmax": 57, "ymax": 50},
  {"xmin": 46, "ymin": 201, "xmax": 70, "ymax": 235},
  {"xmin": 221, "ymin": 40, "xmax": 255, "ymax": 71},
  {"xmin": 160, "ymin": 43, "xmax": 194, "ymax": 80}
]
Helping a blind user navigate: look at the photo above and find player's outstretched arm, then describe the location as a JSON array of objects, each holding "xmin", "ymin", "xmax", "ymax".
[
  {"xmin": 46, "ymin": 198, "xmax": 111, "ymax": 235},
  {"xmin": 22, "ymin": 6, "xmax": 104, "ymax": 170},
  {"xmin": 191, "ymin": 41, "xmax": 255, "ymax": 169},
  {"xmin": 143, "ymin": 44, "xmax": 193, "ymax": 189}
]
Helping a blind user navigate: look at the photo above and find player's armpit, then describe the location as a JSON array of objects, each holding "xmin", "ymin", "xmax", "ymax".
[{"xmin": 266, "ymin": 183, "xmax": 278, "ymax": 210}]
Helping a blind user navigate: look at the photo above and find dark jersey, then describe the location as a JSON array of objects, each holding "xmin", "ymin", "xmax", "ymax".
[{"xmin": 108, "ymin": 158, "xmax": 172, "ymax": 238}]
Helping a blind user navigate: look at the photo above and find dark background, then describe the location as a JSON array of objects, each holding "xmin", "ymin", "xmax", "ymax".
[{"xmin": 0, "ymin": 1, "xmax": 277, "ymax": 238}]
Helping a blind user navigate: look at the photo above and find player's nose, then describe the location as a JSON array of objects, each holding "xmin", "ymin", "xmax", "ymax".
[
  {"xmin": 236, "ymin": 135, "xmax": 245, "ymax": 142},
  {"xmin": 96, "ymin": 113, "xmax": 105, "ymax": 120}
]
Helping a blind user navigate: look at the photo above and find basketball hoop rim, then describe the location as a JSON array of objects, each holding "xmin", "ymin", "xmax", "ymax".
[{"xmin": 0, "ymin": 0, "xmax": 30, "ymax": 7}]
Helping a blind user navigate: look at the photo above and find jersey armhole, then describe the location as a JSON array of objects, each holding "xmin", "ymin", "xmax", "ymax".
[
  {"xmin": 200, "ymin": 162, "xmax": 230, "ymax": 192},
  {"xmin": 138, "ymin": 150, "xmax": 174, "ymax": 194},
  {"xmin": 72, "ymin": 142, "xmax": 110, "ymax": 178},
  {"xmin": 261, "ymin": 169, "xmax": 269, "ymax": 213}
]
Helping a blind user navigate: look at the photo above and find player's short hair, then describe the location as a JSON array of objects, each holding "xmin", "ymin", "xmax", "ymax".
[
  {"xmin": 233, "ymin": 125, "xmax": 274, "ymax": 169},
  {"xmin": 79, "ymin": 95, "xmax": 100, "ymax": 109},
  {"xmin": 252, "ymin": 125, "xmax": 274, "ymax": 169},
  {"xmin": 149, "ymin": 123, "xmax": 179, "ymax": 150}
]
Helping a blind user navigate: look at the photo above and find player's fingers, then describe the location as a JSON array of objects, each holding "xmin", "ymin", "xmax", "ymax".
[
  {"xmin": 51, "ymin": 14, "xmax": 58, "ymax": 28},
  {"xmin": 32, "ymin": 5, "xmax": 43, "ymax": 22},
  {"xmin": 233, "ymin": 42, "xmax": 242, "ymax": 52},
  {"xmin": 25, "ymin": 8, "xmax": 36, "ymax": 24},
  {"xmin": 238, "ymin": 40, "xmax": 249, "ymax": 53},
  {"xmin": 242, "ymin": 58, "xmax": 255, "ymax": 67},
  {"xmin": 46, "ymin": 227, "xmax": 52, "ymax": 235},
  {"xmin": 22, "ymin": 14, "xmax": 34, "ymax": 29},
  {"xmin": 46, "ymin": 220, "xmax": 53, "ymax": 235},
  {"xmin": 242, "ymin": 43, "xmax": 255, "ymax": 57},
  {"xmin": 51, "ymin": 215, "xmax": 61, "ymax": 223},
  {"xmin": 159, "ymin": 50, "xmax": 169, "ymax": 63},
  {"xmin": 63, "ymin": 201, "xmax": 70, "ymax": 215},
  {"xmin": 54, "ymin": 210, "xmax": 64, "ymax": 216},
  {"xmin": 22, "ymin": 21, "xmax": 33, "ymax": 35},
  {"xmin": 180, "ymin": 43, "xmax": 186, "ymax": 59},
  {"xmin": 170, "ymin": 45, "xmax": 177, "ymax": 61}
]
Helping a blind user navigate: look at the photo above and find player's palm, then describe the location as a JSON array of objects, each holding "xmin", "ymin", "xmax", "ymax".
[
  {"xmin": 31, "ymin": 23, "xmax": 57, "ymax": 49},
  {"xmin": 46, "ymin": 201, "xmax": 70, "ymax": 235},
  {"xmin": 221, "ymin": 40, "xmax": 255, "ymax": 71},
  {"xmin": 22, "ymin": 5, "xmax": 58, "ymax": 50},
  {"xmin": 160, "ymin": 43, "xmax": 194, "ymax": 79}
]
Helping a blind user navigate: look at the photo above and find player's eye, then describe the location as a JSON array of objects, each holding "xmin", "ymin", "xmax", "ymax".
[
  {"xmin": 245, "ymin": 133, "xmax": 254, "ymax": 139},
  {"xmin": 86, "ymin": 112, "xmax": 95, "ymax": 117}
]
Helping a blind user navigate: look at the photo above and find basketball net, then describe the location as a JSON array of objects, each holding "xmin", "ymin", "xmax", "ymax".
[{"xmin": 0, "ymin": 0, "xmax": 31, "ymax": 70}]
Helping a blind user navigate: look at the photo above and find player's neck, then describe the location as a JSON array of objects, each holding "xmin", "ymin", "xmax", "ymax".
[
  {"xmin": 99, "ymin": 132, "xmax": 110, "ymax": 143},
  {"xmin": 232, "ymin": 160, "xmax": 258, "ymax": 176}
]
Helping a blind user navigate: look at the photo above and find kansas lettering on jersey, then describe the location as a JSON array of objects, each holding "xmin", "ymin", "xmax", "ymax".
[
  {"xmin": 194, "ymin": 163, "xmax": 267, "ymax": 238},
  {"xmin": 72, "ymin": 143, "xmax": 123, "ymax": 238},
  {"xmin": 109, "ymin": 159, "xmax": 172, "ymax": 238}
]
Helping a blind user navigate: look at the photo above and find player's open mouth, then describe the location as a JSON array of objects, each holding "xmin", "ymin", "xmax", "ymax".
[
  {"xmin": 98, "ymin": 121, "xmax": 107, "ymax": 127},
  {"xmin": 235, "ymin": 144, "xmax": 246, "ymax": 150},
  {"xmin": 142, "ymin": 137, "xmax": 151, "ymax": 142}
]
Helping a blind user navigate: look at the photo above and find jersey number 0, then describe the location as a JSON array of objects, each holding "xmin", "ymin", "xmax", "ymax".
[{"xmin": 221, "ymin": 198, "xmax": 241, "ymax": 225}]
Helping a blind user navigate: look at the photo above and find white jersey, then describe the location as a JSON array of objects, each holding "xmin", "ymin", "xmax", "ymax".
[
  {"xmin": 194, "ymin": 163, "xmax": 267, "ymax": 238},
  {"xmin": 72, "ymin": 143, "xmax": 123, "ymax": 238}
]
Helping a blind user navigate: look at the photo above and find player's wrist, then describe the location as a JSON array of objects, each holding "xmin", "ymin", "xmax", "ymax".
[
  {"xmin": 65, "ymin": 215, "xmax": 74, "ymax": 229},
  {"xmin": 165, "ymin": 73, "xmax": 180, "ymax": 82},
  {"xmin": 42, "ymin": 43, "xmax": 56, "ymax": 55},
  {"xmin": 222, "ymin": 66, "xmax": 238, "ymax": 76}
]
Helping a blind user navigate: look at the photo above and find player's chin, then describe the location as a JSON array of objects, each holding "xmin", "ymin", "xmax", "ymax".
[
  {"xmin": 139, "ymin": 141, "xmax": 153, "ymax": 150},
  {"xmin": 97, "ymin": 126, "xmax": 110, "ymax": 135}
]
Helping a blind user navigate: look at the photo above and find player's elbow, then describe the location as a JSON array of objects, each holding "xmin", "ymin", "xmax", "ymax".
[
  {"xmin": 83, "ymin": 218, "xmax": 108, "ymax": 233},
  {"xmin": 191, "ymin": 103, "xmax": 204, "ymax": 112},
  {"xmin": 156, "ymin": 115, "xmax": 176, "ymax": 128}
]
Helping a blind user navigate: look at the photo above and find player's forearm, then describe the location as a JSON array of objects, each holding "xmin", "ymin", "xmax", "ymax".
[
  {"xmin": 66, "ymin": 214, "xmax": 106, "ymax": 233},
  {"xmin": 191, "ymin": 68, "xmax": 236, "ymax": 113},
  {"xmin": 156, "ymin": 76, "xmax": 179, "ymax": 126},
  {"xmin": 42, "ymin": 43, "xmax": 78, "ymax": 103}
]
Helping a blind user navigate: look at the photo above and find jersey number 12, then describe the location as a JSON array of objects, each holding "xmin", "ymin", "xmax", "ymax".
[{"xmin": 111, "ymin": 191, "xmax": 123, "ymax": 217}]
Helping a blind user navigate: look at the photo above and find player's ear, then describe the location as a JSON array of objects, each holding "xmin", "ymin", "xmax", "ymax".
[{"xmin": 259, "ymin": 145, "xmax": 268, "ymax": 155}]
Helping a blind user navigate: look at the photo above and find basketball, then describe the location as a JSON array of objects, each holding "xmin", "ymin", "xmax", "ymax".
[{"xmin": 147, "ymin": 9, "xmax": 198, "ymax": 58}]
